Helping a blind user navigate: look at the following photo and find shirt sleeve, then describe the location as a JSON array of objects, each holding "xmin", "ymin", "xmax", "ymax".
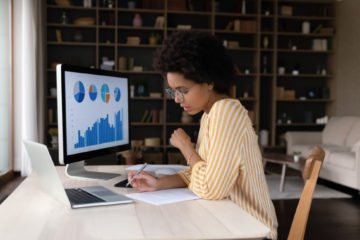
[
  {"xmin": 189, "ymin": 100, "xmax": 246, "ymax": 200},
  {"xmin": 177, "ymin": 167, "xmax": 192, "ymax": 185}
]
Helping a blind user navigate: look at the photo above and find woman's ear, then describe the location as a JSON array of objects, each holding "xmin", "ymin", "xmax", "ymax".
[{"xmin": 208, "ymin": 83, "xmax": 214, "ymax": 91}]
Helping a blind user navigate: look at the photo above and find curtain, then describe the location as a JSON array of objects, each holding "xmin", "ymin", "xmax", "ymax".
[{"xmin": 13, "ymin": 0, "xmax": 45, "ymax": 176}]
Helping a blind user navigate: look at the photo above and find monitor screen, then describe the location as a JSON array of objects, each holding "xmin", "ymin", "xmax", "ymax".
[{"xmin": 57, "ymin": 64, "xmax": 131, "ymax": 166}]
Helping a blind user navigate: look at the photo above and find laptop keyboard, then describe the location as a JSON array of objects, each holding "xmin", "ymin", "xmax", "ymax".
[{"xmin": 65, "ymin": 188, "xmax": 105, "ymax": 205}]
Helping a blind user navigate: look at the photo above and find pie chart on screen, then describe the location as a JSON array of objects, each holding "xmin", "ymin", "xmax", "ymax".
[
  {"xmin": 89, "ymin": 84, "xmax": 97, "ymax": 101},
  {"xmin": 74, "ymin": 81, "xmax": 85, "ymax": 103},
  {"xmin": 114, "ymin": 87, "xmax": 121, "ymax": 102},
  {"xmin": 101, "ymin": 84, "xmax": 110, "ymax": 103}
]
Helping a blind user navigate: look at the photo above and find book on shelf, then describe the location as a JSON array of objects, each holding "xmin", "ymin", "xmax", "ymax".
[
  {"xmin": 140, "ymin": 110, "xmax": 149, "ymax": 123},
  {"xmin": 55, "ymin": 29, "xmax": 62, "ymax": 42},
  {"xmin": 145, "ymin": 110, "xmax": 153, "ymax": 123},
  {"xmin": 152, "ymin": 109, "xmax": 159, "ymax": 123}
]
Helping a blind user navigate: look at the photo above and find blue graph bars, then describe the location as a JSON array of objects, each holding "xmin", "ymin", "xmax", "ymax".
[{"xmin": 75, "ymin": 109, "xmax": 124, "ymax": 148}]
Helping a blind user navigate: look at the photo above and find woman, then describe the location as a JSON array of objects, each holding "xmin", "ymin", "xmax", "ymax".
[{"xmin": 128, "ymin": 31, "xmax": 278, "ymax": 239}]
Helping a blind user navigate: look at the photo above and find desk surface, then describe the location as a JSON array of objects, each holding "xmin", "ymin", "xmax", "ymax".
[{"xmin": 0, "ymin": 166, "xmax": 269, "ymax": 240}]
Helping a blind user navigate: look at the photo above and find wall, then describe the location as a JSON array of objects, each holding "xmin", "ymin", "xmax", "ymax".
[{"xmin": 335, "ymin": 0, "xmax": 360, "ymax": 116}]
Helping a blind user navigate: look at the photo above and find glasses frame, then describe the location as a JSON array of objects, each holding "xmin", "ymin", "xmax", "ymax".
[{"xmin": 165, "ymin": 87, "xmax": 185, "ymax": 102}]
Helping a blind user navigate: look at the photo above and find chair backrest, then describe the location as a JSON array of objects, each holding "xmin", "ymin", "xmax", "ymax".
[{"xmin": 287, "ymin": 145, "xmax": 325, "ymax": 240}]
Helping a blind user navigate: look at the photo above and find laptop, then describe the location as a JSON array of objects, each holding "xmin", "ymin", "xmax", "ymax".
[{"xmin": 23, "ymin": 140, "xmax": 133, "ymax": 209}]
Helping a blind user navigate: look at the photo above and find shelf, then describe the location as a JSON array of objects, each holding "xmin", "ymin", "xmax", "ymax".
[
  {"xmin": 276, "ymin": 123, "xmax": 326, "ymax": 127},
  {"xmin": 131, "ymin": 97, "xmax": 163, "ymax": 100},
  {"xmin": 47, "ymin": 5, "xmax": 96, "ymax": 11},
  {"xmin": 239, "ymin": 97, "xmax": 256, "ymax": 102},
  {"xmin": 277, "ymin": 74, "xmax": 331, "ymax": 78},
  {"xmin": 278, "ymin": 49, "xmax": 333, "ymax": 54},
  {"xmin": 48, "ymin": 41, "xmax": 97, "ymax": 46},
  {"xmin": 168, "ymin": 10, "xmax": 211, "ymax": 15},
  {"xmin": 118, "ymin": 26, "xmax": 164, "ymax": 31},
  {"xmin": 215, "ymin": 30, "xmax": 257, "ymax": 35},
  {"xmin": 117, "ymin": 70, "xmax": 161, "ymax": 75},
  {"xmin": 261, "ymin": 32, "xmax": 275, "ymax": 35},
  {"xmin": 277, "ymin": 32, "xmax": 333, "ymax": 37},
  {"xmin": 131, "ymin": 122, "xmax": 164, "ymax": 126},
  {"xmin": 235, "ymin": 73, "xmax": 257, "ymax": 77},
  {"xmin": 117, "ymin": 43, "xmax": 161, "ymax": 48},
  {"xmin": 117, "ymin": 8, "xmax": 164, "ymax": 14},
  {"xmin": 47, "ymin": 23, "xmax": 96, "ymax": 28},
  {"xmin": 261, "ymin": 15, "xmax": 275, "ymax": 19},
  {"xmin": 277, "ymin": 16, "xmax": 335, "ymax": 21},
  {"xmin": 98, "ymin": 7, "xmax": 117, "ymax": 11},
  {"xmin": 166, "ymin": 122, "xmax": 200, "ymax": 126},
  {"xmin": 261, "ymin": 73, "xmax": 274, "ymax": 77},
  {"xmin": 46, "ymin": 0, "xmax": 336, "ymax": 155},
  {"xmin": 277, "ymin": 99, "xmax": 332, "ymax": 103},
  {"xmin": 261, "ymin": 48, "xmax": 274, "ymax": 52},
  {"xmin": 215, "ymin": 12, "xmax": 257, "ymax": 18},
  {"xmin": 98, "ymin": 25, "xmax": 116, "ymax": 29},
  {"xmin": 98, "ymin": 43, "xmax": 116, "ymax": 47},
  {"xmin": 167, "ymin": 27, "xmax": 211, "ymax": 32},
  {"xmin": 226, "ymin": 47, "xmax": 256, "ymax": 52}
]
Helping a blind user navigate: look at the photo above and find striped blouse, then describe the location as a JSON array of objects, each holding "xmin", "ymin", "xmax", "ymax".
[{"xmin": 178, "ymin": 98, "xmax": 278, "ymax": 239}]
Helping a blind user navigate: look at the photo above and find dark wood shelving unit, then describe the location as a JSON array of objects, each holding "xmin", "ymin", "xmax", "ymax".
[{"xmin": 45, "ymin": 0, "xmax": 336, "ymax": 163}]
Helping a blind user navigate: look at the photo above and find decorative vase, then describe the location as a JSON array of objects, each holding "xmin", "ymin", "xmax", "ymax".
[
  {"xmin": 263, "ymin": 36, "xmax": 269, "ymax": 49},
  {"xmin": 133, "ymin": 14, "xmax": 142, "ymax": 27},
  {"xmin": 149, "ymin": 36, "xmax": 158, "ymax": 45},
  {"xmin": 302, "ymin": 21, "xmax": 310, "ymax": 34}
]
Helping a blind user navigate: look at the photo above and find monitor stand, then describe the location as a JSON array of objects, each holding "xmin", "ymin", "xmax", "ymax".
[{"xmin": 65, "ymin": 161, "xmax": 120, "ymax": 180}]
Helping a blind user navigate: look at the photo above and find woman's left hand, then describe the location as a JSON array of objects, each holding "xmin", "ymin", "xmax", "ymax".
[{"xmin": 169, "ymin": 128, "xmax": 192, "ymax": 150}]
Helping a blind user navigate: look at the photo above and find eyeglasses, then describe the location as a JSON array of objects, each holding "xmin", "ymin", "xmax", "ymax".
[{"xmin": 165, "ymin": 88, "xmax": 186, "ymax": 102}]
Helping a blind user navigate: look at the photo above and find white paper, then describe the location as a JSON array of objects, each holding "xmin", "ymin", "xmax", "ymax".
[
  {"xmin": 125, "ymin": 164, "xmax": 187, "ymax": 173},
  {"xmin": 126, "ymin": 188, "xmax": 200, "ymax": 205}
]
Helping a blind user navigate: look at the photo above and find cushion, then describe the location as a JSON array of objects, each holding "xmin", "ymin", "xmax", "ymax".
[
  {"xmin": 345, "ymin": 119, "xmax": 360, "ymax": 149},
  {"xmin": 351, "ymin": 139, "xmax": 360, "ymax": 152},
  {"xmin": 322, "ymin": 116, "xmax": 359, "ymax": 147},
  {"xmin": 319, "ymin": 144, "xmax": 347, "ymax": 165},
  {"xmin": 328, "ymin": 151, "xmax": 356, "ymax": 170}
]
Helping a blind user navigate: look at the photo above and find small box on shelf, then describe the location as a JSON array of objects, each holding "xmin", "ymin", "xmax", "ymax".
[
  {"xmin": 280, "ymin": 6, "xmax": 293, "ymax": 16},
  {"xmin": 283, "ymin": 90, "xmax": 295, "ymax": 100},
  {"xmin": 126, "ymin": 36, "xmax": 141, "ymax": 45},
  {"xmin": 276, "ymin": 87, "xmax": 285, "ymax": 100}
]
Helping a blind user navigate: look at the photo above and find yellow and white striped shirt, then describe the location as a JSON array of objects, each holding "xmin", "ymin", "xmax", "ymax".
[{"xmin": 178, "ymin": 98, "xmax": 278, "ymax": 239}]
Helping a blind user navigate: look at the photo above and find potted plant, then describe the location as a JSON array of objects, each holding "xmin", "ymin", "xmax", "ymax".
[
  {"xmin": 149, "ymin": 33, "xmax": 161, "ymax": 46},
  {"xmin": 293, "ymin": 151, "xmax": 302, "ymax": 162}
]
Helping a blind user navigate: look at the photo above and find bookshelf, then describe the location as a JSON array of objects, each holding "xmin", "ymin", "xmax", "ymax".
[{"xmin": 45, "ymin": 0, "xmax": 336, "ymax": 163}]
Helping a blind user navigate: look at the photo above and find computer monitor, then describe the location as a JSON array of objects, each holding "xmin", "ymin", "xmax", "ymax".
[{"xmin": 56, "ymin": 64, "xmax": 131, "ymax": 180}]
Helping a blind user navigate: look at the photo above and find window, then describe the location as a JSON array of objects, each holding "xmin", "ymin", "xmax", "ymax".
[{"xmin": 0, "ymin": 0, "xmax": 12, "ymax": 175}]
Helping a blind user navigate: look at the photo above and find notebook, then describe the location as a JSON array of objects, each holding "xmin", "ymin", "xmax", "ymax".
[{"xmin": 23, "ymin": 140, "xmax": 133, "ymax": 209}]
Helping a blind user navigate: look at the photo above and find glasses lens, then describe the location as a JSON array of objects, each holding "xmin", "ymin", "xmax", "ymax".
[{"xmin": 165, "ymin": 88, "xmax": 174, "ymax": 98}]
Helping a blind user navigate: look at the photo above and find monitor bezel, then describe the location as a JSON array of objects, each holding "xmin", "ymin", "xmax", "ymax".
[{"xmin": 57, "ymin": 64, "xmax": 131, "ymax": 165}]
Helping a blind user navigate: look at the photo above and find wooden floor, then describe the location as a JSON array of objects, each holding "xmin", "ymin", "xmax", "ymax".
[{"xmin": 1, "ymin": 175, "xmax": 359, "ymax": 239}]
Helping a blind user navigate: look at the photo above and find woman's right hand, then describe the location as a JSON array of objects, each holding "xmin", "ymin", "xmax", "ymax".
[{"xmin": 128, "ymin": 171, "xmax": 158, "ymax": 192}]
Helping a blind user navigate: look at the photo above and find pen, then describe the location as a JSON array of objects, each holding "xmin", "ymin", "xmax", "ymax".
[{"xmin": 126, "ymin": 163, "xmax": 148, "ymax": 187}]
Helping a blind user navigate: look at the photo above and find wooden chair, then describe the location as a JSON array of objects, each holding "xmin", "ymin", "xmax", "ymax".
[{"xmin": 287, "ymin": 145, "xmax": 325, "ymax": 240}]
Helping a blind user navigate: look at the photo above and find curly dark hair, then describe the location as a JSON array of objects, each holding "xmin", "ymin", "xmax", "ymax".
[{"xmin": 153, "ymin": 31, "xmax": 234, "ymax": 95}]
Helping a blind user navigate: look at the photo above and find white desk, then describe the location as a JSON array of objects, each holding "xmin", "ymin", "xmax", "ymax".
[{"xmin": 0, "ymin": 166, "xmax": 269, "ymax": 240}]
